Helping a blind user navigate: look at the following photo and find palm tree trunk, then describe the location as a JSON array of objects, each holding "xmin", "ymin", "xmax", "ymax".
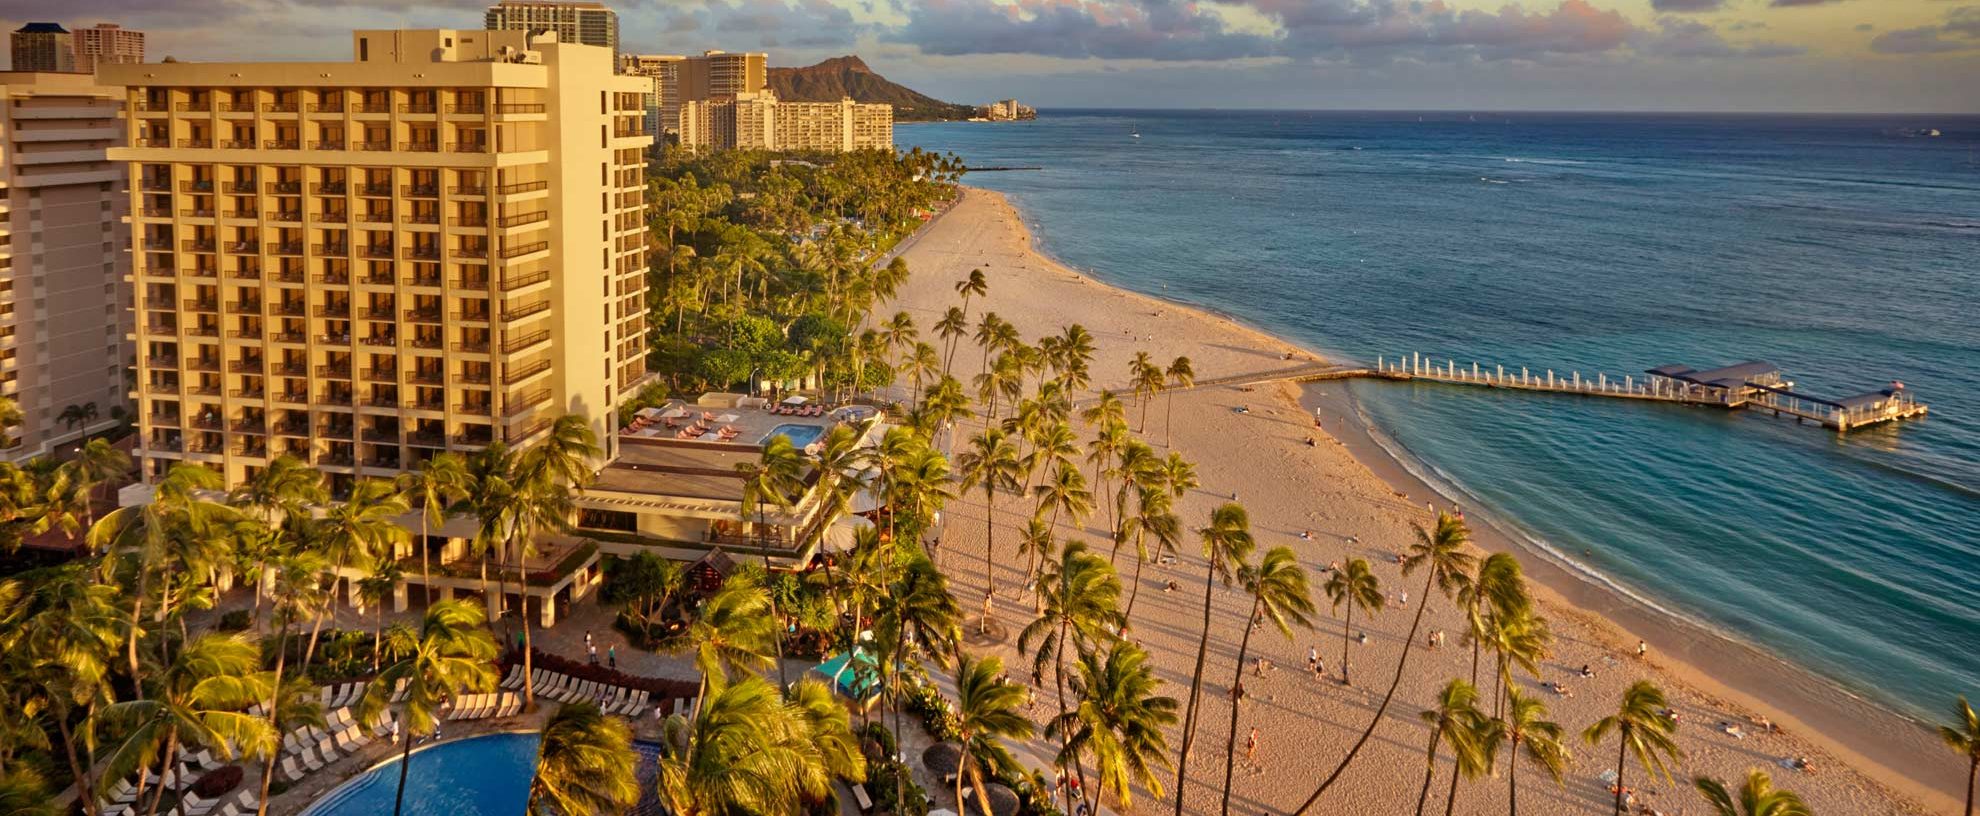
[
  {"xmin": 1218, "ymin": 596, "xmax": 1262, "ymax": 816},
  {"xmin": 1442, "ymin": 735, "xmax": 1462, "ymax": 816},
  {"xmin": 980, "ymin": 485, "xmax": 995, "ymax": 632},
  {"xmin": 1055, "ymin": 617, "xmax": 1077, "ymax": 816},
  {"xmin": 126, "ymin": 574, "xmax": 148, "ymax": 699},
  {"xmin": 1964, "ymin": 756, "xmax": 1975, "ymax": 816},
  {"xmin": 1613, "ymin": 725, "xmax": 1630, "ymax": 816},
  {"xmin": 1292, "ymin": 567, "xmax": 1438, "ymax": 814},
  {"xmin": 1340, "ymin": 603, "xmax": 1354, "ymax": 685},
  {"xmin": 1125, "ymin": 536, "xmax": 1148, "ymax": 619},
  {"xmin": 1171, "ymin": 558, "xmax": 1217, "ymax": 816},
  {"xmin": 954, "ymin": 753, "xmax": 968, "ymax": 816},
  {"xmin": 1413, "ymin": 727, "xmax": 1439, "ymax": 816},
  {"xmin": 392, "ymin": 717, "xmax": 415, "ymax": 816},
  {"xmin": 1165, "ymin": 391, "xmax": 1176, "ymax": 448},
  {"xmin": 1507, "ymin": 738, "xmax": 1521, "ymax": 816},
  {"xmin": 55, "ymin": 713, "xmax": 100, "ymax": 816},
  {"xmin": 256, "ymin": 621, "xmax": 291, "ymax": 816},
  {"xmin": 759, "ymin": 507, "xmax": 789, "ymax": 689},
  {"xmin": 420, "ymin": 516, "xmax": 433, "ymax": 606},
  {"xmin": 143, "ymin": 733, "xmax": 179, "ymax": 816},
  {"xmin": 515, "ymin": 557, "xmax": 537, "ymax": 709}
]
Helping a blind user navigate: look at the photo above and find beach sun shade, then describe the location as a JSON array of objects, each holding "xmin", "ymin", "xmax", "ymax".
[
  {"xmin": 715, "ymin": 413, "xmax": 740, "ymax": 423},
  {"xmin": 813, "ymin": 649, "xmax": 882, "ymax": 700},
  {"xmin": 781, "ymin": 395, "xmax": 810, "ymax": 406}
]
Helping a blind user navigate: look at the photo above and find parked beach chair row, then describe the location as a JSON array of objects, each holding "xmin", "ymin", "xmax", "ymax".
[
  {"xmin": 501, "ymin": 665, "xmax": 656, "ymax": 718},
  {"xmin": 446, "ymin": 691, "xmax": 523, "ymax": 721},
  {"xmin": 277, "ymin": 705, "xmax": 395, "ymax": 785},
  {"xmin": 101, "ymin": 764, "xmax": 259, "ymax": 816}
]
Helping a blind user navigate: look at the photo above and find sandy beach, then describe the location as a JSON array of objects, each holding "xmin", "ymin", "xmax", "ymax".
[{"xmin": 888, "ymin": 187, "xmax": 1961, "ymax": 815}]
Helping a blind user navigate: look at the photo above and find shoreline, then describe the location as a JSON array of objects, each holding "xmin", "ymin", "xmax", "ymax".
[
  {"xmin": 1304, "ymin": 381, "xmax": 1961, "ymax": 812},
  {"xmin": 897, "ymin": 185, "xmax": 1959, "ymax": 813}
]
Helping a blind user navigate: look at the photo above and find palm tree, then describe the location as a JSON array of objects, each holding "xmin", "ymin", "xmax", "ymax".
[
  {"xmin": 956, "ymin": 428, "xmax": 1022, "ymax": 610},
  {"xmin": 0, "ymin": 564, "xmax": 119, "ymax": 815},
  {"xmin": 529, "ymin": 702, "xmax": 640, "ymax": 816},
  {"xmin": 356, "ymin": 599, "xmax": 499, "ymax": 816},
  {"xmin": 1583, "ymin": 680, "xmax": 1683, "ymax": 816},
  {"xmin": 1413, "ymin": 679, "xmax": 1494, "ymax": 816},
  {"xmin": 1030, "ymin": 463, "xmax": 1092, "ymax": 572},
  {"xmin": 1694, "ymin": 769, "xmax": 1813, "ymax": 816},
  {"xmin": 654, "ymin": 675, "xmax": 856, "ymax": 815},
  {"xmin": 1502, "ymin": 688, "xmax": 1570, "ymax": 816},
  {"xmin": 951, "ymin": 653, "xmax": 1036, "ymax": 816},
  {"xmin": 903, "ymin": 341, "xmax": 942, "ymax": 409},
  {"xmin": 93, "ymin": 634, "xmax": 277, "ymax": 816},
  {"xmin": 227, "ymin": 455, "xmax": 324, "ymax": 628},
  {"xmin": 935, "ymin": 306, "xmax": 969, "ymax": 377},
  {"xmin": 1485, "ymin": 606, "xmax": 1551, "ymax": 718},
  {"xmin": 1940, "ymin": 695, "xmax": 1980, "ymax": 816},
  {"xmin": 682, "ymin": 573, "xmax": 778, "ymax": 707},
  {"xmin": 881, "ymin": 311, "xmax": 919, "ymax": 371},
  {"xmin": 1322, "ymin": 558, "xmax": 1384, "ymax": 685},
  {"xmin": 1131, "ymin": 352, "xmax": 1165, "ymax": 433},
  {"xmin": 0, "ymin": 767, "xmax": 58, "ymax": 816},
  {"xmin": 1122, "ymin": 487, "xmax": 1180, "ymax": 619},
  {"xmin": 1163, "ymin": 356, "xmax": 1195, "ymax": 447},
  {"xmin": 1172, "ymin": 502, "xmax": 1254, "ymax": 816},
  {"xmin": 1294, "ymin": 512, "xmax": 1476, "ymax": 814},
  {"xmin": 61, "ymin": 438, "xmax": 129, "ymax": 533},
  {"xmin": 872, "ymin": 554, "xmax": 960, "ymax": 814},
  {"xmin": 1021, "ymin": 541, "xmax": 1124, "ymax": 812},
  {"xmin": 1051, "ymin": 640, "xmax": 1177, "ymax": 813},
  {"xmin": 395, "ymin": 453, "xmax": 469, "ymax": 606},
  {"xmin": 1219, "ymin": 546, "xmax": 1315, "ymax": 816},
  {"xmin": 735, "ymin": 436, "xmax": 805, "ymax": 687},
  {"xmin": 1456, "ymin": 552, "xmax": 1528, "ymax": 687},
  {"xmin": 91, "ymin": 463, "xmax": 239, "ymax": 694},
  {"xmin": 955, "ymin": 267, "xmax": 989, "ymax": 326},
  {"xmin": 304, "ymin": 478, "xmax": 408, "ymax": 671},
  {"xmin": 1106, "ymin": 441, "xmax": 1161, "ymax": 564}
]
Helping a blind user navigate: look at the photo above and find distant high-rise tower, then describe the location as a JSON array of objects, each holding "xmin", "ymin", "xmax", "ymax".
[
  {"xmin": 11, "ymin": 23, "xmax": 76, "ymax": 73},
  {"xmin": 0, "ymin": 70, "xmax": 133, "ymax": 460},
  {"xmin": 72, "ymin": 24, "xmax": 145, "ymax": 74},
  {"xmin": 483, "ymin": 1, "xmax": 617, "ymax": 54},
  {"xmin": 620, "ymin": 54, "xmax": 683, "ymax": 139}
]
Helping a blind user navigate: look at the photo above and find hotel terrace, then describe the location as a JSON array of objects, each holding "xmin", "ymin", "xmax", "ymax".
[{"xmin": 103, "ymin": 29, "xmax": 653, "ymax": 625}]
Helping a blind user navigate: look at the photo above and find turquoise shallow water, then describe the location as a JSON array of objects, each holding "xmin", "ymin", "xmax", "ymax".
[{"xmin": 899, "ymin": 110, "xmax": 1980, "ymax": 723}]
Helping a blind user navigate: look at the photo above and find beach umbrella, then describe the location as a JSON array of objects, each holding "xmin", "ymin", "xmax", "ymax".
[
  {"xmin": 976, "ymin": 783, "xmax": 1020, "ymax": 816},
  {"xmin": 922, "ymin": 742, "xmax": 963, "ymax": 779}
]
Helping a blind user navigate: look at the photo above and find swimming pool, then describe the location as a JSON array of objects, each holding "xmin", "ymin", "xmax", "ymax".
[
  {"xmin": 301, "ymin": 733, "xmax": 538, "ymax": 816},
  {"xmin": 758, "ymin": 423, "xmax": 825, "ymax": 448}
]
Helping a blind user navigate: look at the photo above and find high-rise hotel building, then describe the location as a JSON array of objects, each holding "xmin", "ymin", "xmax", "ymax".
[
  {"xmin": 0, "ymin": 71, "xmax": 133, "ymax": 460},
  {"xmin": 103, "ymin": 29, "xmax": 651, "ymax": 492},
  {"xmin": 484, "ymin": 1, "xmax": 618, "ymax": 54}
]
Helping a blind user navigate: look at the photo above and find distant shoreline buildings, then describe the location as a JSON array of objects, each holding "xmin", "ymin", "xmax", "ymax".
[
  {"xmin": 10, "ymin": 22, "xmax": 145, "ymax": 73},
  {"xmin": 976, "ymin": 99, "xmax": 1035, "ymax": 122},
  {"xmin": 622, "ymin": 50, "xmax": 892, "ymax": 153}
]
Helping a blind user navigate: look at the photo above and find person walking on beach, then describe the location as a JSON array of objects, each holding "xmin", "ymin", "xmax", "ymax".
[
  {"xmin": 1245, "ymin": 727, "xmax": 1259, "ymax": 765},
  {"xmin": 1307, "ymin": 645, "xmax": 1319, "ymax": 674},
  {"xmin": 584, "ymin": 629, "xmax": 593, "ymax": 650},
  {"xmin": 1637, "ymin": 640, "xmax": 1648, "ymax": 659},
  {"xmin": 588, "ymin": 643, "xmax": 599, "ymax": 665},
  {"xmin": 607, "ymin": 645, "xmax": 617, "ymax": 670}
]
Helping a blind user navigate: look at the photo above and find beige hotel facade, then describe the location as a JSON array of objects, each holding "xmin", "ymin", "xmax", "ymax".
[{"xmin": 104, "ymin": 28, "xmax": 652, "ymax": 495}]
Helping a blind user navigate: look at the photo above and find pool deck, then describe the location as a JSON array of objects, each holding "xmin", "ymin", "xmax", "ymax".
[{"xmin": 619, "ymin": 401, "xmax": 839, "ymax": 449}]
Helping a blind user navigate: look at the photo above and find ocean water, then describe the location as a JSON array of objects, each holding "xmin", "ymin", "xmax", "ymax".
[{"xmin": 898, "ymin": 110, "xmax": 1980, "ymax": 724}]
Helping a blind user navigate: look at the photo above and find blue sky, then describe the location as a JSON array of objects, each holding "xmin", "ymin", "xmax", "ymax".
[{"xmin": 6, "ymin": 0, "xmax": 1977, "ymax": 112}]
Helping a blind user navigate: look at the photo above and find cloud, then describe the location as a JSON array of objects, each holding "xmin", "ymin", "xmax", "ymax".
[
  {"xmin": 1868, "ymin": 5, "xmax": 1980, "ymax": 54},
  {"xmin": 1636, "ymin": 16, "xmax": 1804, "ymax": 58},
  {"xmin": 1768, "ymin": 0, "xmax": 1847, "ymax": 6},
  {"xmin": 1650, "ymin": 0, "xmax": 1724, "ymax": 11},
  {"xmin": 886, "ymin": 0, "xmax": 1640, "ymax": 64},
  {"xmin": 651, "ymin": 0, "xmax": 864, "ymax": 50}
]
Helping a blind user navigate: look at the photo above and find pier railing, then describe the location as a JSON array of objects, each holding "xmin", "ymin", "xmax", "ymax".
[{"xmin": 1374, "ymin": 353, "xmax": 1738, "ymax": 406}]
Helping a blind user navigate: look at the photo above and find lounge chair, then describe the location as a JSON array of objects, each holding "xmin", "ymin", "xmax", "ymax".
[
  {"xmin": 105, "ymin": 779, "xmax": 136, "ymax": 804},
  {"xmin": 500, "ymin": 665, "xmax": 522, "ymax": 690},
  {"xmin": 282, "ymin": 756, "xmax": 308, "ymax": 781},
  {"xmin": 298, "ymin": 747, "xmax": 324, "ymax": 772},
  {"xmin": 391, "ymin": 677, "xmax": 409, "ymax": 703},
  {"xmin": 234, "ymin": 790, "xmax": 260, "ymax": 812},
  {"xmin": 328, "ymin": 708, "xmax": 353, "ymax": 731},
  {"xmin": 181, "ymin": 792, "xmax": 217, "ymax": 816},
  {"xmin": 627, "ymin": 690, "xmax": 650, "ymax": 718},
  {"xmin": 335, "ymin": 729, "xmax": 362, "ymax": 753},
  {"xmin": 217, "ymin": 804, "xmax": 241, "ymax": 816},
  {"xmin": 496, "ymin": 693, "xmax": 521, "ymax": 718}
]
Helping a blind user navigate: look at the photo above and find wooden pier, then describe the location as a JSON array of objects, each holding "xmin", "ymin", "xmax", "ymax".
[{"xmin": 1367, "ymin": 353, "xmax": 1927, "ymax": 433}]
